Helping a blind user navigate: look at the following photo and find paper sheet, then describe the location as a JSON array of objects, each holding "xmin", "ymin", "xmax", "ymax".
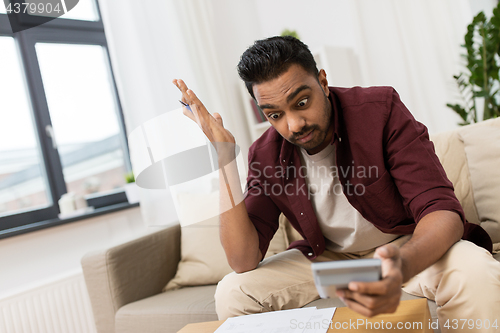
[{"xmin": 214, "ymin": 307, "xmax": 336, "ymax": 333}]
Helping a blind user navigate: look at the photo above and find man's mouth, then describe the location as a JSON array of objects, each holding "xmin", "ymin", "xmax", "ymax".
[{"xmin": 296, "ymin": 129, "xmax": 315, "ymax": 143}]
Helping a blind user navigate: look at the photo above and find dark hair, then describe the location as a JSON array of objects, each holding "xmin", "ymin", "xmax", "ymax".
[{"xmin": 237, "ymin": 36, "xmax": 319, "ymax": 98}]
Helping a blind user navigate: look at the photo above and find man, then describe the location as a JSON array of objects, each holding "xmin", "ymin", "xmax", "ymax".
[{"xmin": 173, "ymin": 36, "xmax": 500, "ymax": 331}]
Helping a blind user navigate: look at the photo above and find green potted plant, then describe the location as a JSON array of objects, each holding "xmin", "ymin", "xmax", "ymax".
[
  {"xmin": 447, "ymin": 2, "xmax": 500, "ymax": 125},
  {"xmin": 281, "ymin": 29, "xmax": 300, "ymax": 40},
  {"xmin": 124, "ymin": 171, "xmax": 139, "ymax": 204}
]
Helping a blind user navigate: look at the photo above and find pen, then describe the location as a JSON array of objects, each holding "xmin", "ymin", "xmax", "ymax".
[{"xmin": 179, "ymin": 100, "xmax": 193, "ymax": 113}]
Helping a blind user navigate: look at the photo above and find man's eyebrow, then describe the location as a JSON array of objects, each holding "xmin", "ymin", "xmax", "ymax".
[
  {"xmin": 258, "ymin": 85, "xmax": 312, "ymax": 110},
  {"xmin": 286, "ymin": 85, "xmax": 311, "ymax": 103},
  {"xmin": 258, "ymin": 103, "xmax": 278, "ymax": 111}
]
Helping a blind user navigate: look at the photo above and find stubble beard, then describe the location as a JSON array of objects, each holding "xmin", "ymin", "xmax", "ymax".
[{"xmin": 290, "ymin": 94, "xmax": 332, "ymax": 153}]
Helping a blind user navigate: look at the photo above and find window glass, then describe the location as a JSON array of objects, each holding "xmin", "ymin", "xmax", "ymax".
[
  {"xmin": 0, "ymin": 37, "xmax": 51, "ymax": 217},
  {"xmin": 59, "ymin": 0, "xmax": 99, "ymax": 21},
  {"xmin": 25, "ymin": 0, "xmax": 99, "ymax": 21},
  {"xmin": 36, "ymin": 43, "xmax": 127, "ymax": 200}
]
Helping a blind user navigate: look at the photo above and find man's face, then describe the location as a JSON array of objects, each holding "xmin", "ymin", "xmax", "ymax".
[{"xmin": 253, "ymin": 64, "xmax": 333, "ymax": 155}]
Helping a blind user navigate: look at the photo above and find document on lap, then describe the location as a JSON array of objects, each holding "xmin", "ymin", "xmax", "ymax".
[{"xmin": 214, "ymin": 307, "xmax": 336, "ymax": 333}]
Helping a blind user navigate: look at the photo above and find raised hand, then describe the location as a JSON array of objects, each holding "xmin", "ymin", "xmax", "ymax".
[{"xmin": 173, "ymin": 79, "xmax": 235, "ymax": 147}]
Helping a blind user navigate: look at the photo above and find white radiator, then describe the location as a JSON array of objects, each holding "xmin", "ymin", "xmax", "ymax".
[{"xmin": 0, "ymin": 273, "xmax": 96, "ymax": 333}]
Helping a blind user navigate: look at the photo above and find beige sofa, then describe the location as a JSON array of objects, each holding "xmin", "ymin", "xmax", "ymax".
[{"xmin": 82, "ymin": 118, "xmax": 500, "ymax": 333}]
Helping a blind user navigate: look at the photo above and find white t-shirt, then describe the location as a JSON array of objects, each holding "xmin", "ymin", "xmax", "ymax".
[{"xmin": 298, "ymin": 143, "xmax": 400, "ymax": 253}]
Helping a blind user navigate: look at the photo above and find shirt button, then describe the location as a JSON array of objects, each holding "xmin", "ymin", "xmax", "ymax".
[
  {"xmin": 308, "ymin": 253, "xmax": 313, "ymax": 256},
  {"xmin": 300, "ymin": 212, "xmax": 304, "ymax": 215},
  {"xmin": 316, "ymin": 244, "xmax": 319, "ymax": 247},
  {"xmin": 283, "ymin": 159, "xmax": 285, "ymax": 162},
  {"xmin": 339, "ymin": 137, "xmax": 342, "ymax": 142}
]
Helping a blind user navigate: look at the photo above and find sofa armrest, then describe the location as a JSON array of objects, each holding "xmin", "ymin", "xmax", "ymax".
[{"xmin": 81, "ymin": 223, "xmax": 181, "ymax": 333}]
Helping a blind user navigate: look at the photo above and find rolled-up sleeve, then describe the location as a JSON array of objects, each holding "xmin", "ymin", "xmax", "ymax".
[{"xmin": 383, "ymin": 89, "xmax": 466, "ymax": 225}]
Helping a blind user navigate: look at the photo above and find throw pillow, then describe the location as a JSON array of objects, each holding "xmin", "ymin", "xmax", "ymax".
[
  {"xmin": 430, "ymin": 130, "xmax": 479, "ymax": 225},
  {"xmin": 459, "ymin": 119, "xmax": 500, "ymax": 245}
]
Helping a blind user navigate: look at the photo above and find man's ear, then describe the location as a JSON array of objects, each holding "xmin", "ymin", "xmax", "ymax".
[{"xmin": 318, "ymin": 69, "xmax": 329, "ymax": 96}]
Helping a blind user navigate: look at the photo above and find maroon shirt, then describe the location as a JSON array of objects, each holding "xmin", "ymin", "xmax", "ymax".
[{"xmin": 244, "ymin": 86, "xmax": 492, "ymax": 259}]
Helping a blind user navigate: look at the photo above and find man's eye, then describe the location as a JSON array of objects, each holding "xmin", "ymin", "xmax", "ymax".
[
  {"xmin": 297, "ymin": 98, "xmax": 308, "ymax": 107},
  {"xmin": 268, "ymin": 113, "xmax": 280, "ymax": 120}
]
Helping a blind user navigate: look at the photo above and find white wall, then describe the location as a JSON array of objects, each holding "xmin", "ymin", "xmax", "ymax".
[{"xmin": 254, "ymin": 0, "xmax": 357, "ymax": 51}]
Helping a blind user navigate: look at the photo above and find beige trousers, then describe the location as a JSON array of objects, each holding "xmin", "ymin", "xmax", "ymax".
[{"xmin": 215, "ymin": 237, "xmax": 500, "ymax": 332}]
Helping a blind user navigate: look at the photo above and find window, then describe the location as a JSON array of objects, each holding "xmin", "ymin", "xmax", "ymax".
[
  {"xmin": 32, "ymin": 0, "xmax": 99, "ymax": 21},
  {"xmin": 0, "ymin": 0, "xmax": 133, "ymax": 238}
]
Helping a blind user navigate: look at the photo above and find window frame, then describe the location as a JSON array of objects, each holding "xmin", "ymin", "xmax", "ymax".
[{"xmin": 0, "ymin": 1, "xmax": 135, "ymax": 239}]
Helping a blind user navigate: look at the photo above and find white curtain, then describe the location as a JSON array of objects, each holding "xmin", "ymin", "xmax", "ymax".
[
  {"xmin": 98, "ymin": 0, "xmax": 251, "ymax": 227},
  {"xmin": 350, "ymin": 0, "xmax": 479, "ymax": 134}
]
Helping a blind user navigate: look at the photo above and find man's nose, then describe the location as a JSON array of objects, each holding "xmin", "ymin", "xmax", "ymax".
[{"xmin": 287, "ymin": 114, "xmax": 306, "ymax": 133}]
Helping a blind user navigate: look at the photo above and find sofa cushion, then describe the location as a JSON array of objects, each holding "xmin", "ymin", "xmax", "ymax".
[
  {"xmin": 115, "ymin": 285, "xmax": 218, "ymax": 333},
  {"xmin": 163, "ymin": 192, "xmax": 289, "ymax": 291},
  {"xmin": 430, "ymin": 129, "xmax": 479, "ymax": 225},
  {"xmin": 459, "ymin": 120, "xmax": 500, "ymax": 244},
  {"xmin": 163, "ymin": 215, "xmax": 230, "ymax": 291}
]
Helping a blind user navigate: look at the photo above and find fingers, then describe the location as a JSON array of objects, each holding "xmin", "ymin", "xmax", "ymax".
[
  {"xmin": 172, "ymin": 79, "xmax": 200, "ymax": 109},
  {"xmin": 374, "ymin": 244, "xmax": 399, "ymax": 260},
  {"xmin": 374, "ymin": 244, "xmax": 403, "ymax": 286},
  {"xmin": 340, "ymin": 294, "xmax": 400, "ymax": 317},
  {"xmin": 172, "ymin": 79, "xmax": 209, "ymax": 128},
  {"xmin": 172, "ymin": 79, "xmax": 190, "ymax": 107},
  {"xmin": 336, "ymin": 257, "xmax": 403, "ymax": 318},
  {"xmin": 173, "ymin": 79, "xmax": 198, "ymax": 124},
  {"xmin": 173, "ymin": 79, "xmax": 189, "ymax": 99},
  {"xmin": 172, "ymin": 79, "xmax": 211, "ymax": 120},
  {"xmin": 341, "ymin": 280, "xmax": 401, "ymax": 301},
  {"xmin": 171, "ymin": 79, "xmax": 235, "ymax": 146},
  {"xmin": 174, "ymin": 78, "xmax": 188, "ymax": 92},
  {"xmin": 213, "ymin": 113, "xmax": 223, "ymax": 126},
  {"xmin": 185, "ymin": 88, "xmax": 208, "ymax": 115},
  {"xmin": 182, "ymin": 106, "xmax": 197, "ymax": 122},
  {"xmin": 347, "ymin": 279, "xmax": 390, "ymax": 296},
  {"xmin": 337, "ymin": 280, "xmax": 401, "ymax": 317}
]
